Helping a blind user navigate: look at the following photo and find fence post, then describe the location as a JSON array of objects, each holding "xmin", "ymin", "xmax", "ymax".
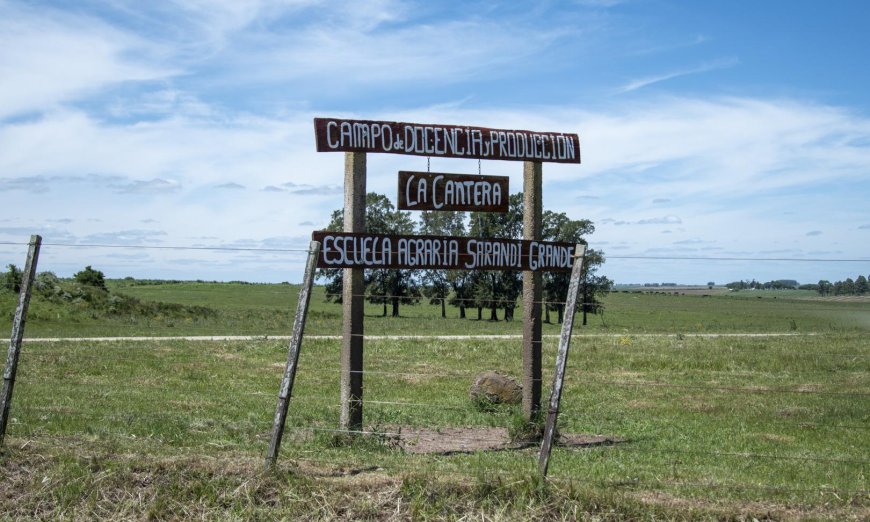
[
  {"xmin": 0, "ymin": 235, "xmax": 42, "ymax": 448},
  {"xmin": 522, "ymin": 160, "xmax": 543, "ymax": 420},
  {"xmin": 538, "ymin": 244, "xmax": 586, "ymax": 477},
  {"xmin": 265, "ymin": 240, "xmax": 321, "ymax": 468},
  {"xmin": 340, "ymin": 151, "xmax": 366, "ymax": 432}
]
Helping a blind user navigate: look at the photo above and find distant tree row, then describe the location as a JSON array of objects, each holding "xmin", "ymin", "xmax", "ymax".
[
  {"xmin": 815, "ymin": 275, "xmax": 869, "ymax": 296},
  {"xmin": 317, "ymin": 192, "xmax": 611, "ymax": 323},
  {"xmin": 725, "ymin": 275, "xmax": 870, "ymax": 296},
  {"xmin": 725, "ymin": 279, "xmax": 800, "ymax": 290}
]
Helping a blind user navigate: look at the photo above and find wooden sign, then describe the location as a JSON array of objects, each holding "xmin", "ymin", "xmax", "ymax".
[
  {"xmin": 312, "ymin": 231, "xmax": 578, "ymax": 272},
  {"xmin": 314, "ymin": 118, "xmax": 581, "ymax": 164},
  {"xmin": 397, "ymin": 171, "xmax": 509, "ymax": 213}
]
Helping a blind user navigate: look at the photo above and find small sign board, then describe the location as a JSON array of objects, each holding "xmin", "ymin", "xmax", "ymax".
[
  {"xmin": 397, "ymin": 171, "xmax": 509, "ymax": 213},
  {"xmin": 312, "ymin": 231, "xmax": 578, "ymax": 272},
  {"xmin": 314, "ymin": 118, "xmax": 580, "ymax": 164}
]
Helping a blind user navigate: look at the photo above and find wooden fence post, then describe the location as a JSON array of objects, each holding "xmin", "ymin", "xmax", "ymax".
[
  {"xmin": 522, "ymin": 161, "xmax": 543, "ymax": 420},
  {"xmin": 340, "ymin": 151, "xmax": 366, "ymax": 432},
  {"xmin": 265, "ymin": 240, "xmax": 321, "ymax": 468},
  {"xmin": 0, "ymin": 235, "xmax": 42, "ymax": 447},
  {"xmin": 538, "ymin": 244, "xmax": 586, "ymax": 477}
]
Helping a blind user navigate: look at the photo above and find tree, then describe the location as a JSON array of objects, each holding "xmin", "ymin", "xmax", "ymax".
[
  {"xmin": 74, "ymin": 265, "xmax": 107, "ymax": 291},
  {"xmin": 468, "ymin": 193, "xmax": 523, "ymax": 321},
  {"xmin": 3, "ymin": 264, "xmax": 22, "ymax": 293},
  {"xmin": 856, "ymin": 275, "xmax": 868, "ymax": 295},
  {"xmin": 843, "ymin": 278, "xmax": 856, "ymax": 296},
  {"xmin": 541, "ymin": 211, "xmax": 610, "ymax": 324},
  {"xmin": 817, "ymin": 280, "xmax": 832, "ymax": 296},
  {"xmin": 318, "ymin": 193, "xmax": 421, "ymax": 317},
  {"xmin": 419, "ymin": 210, "xmax": 466, "ymax": 318}
]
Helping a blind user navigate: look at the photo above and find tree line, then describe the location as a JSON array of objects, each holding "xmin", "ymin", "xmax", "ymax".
[
  {"xmin": 317, "ymin": 192, "xmax": 612, "ymax": 322},
  {"xmin": 725, "ymin": 274, "xmax": 870, "ymax": 296},
  {"xmin": 815, "ymin": 274, "xmax": 869, "ymax": 296}
]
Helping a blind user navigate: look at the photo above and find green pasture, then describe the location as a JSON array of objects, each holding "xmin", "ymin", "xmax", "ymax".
[
  {"xmin": 2, "ymin": 280, "xmax": 869, "ymax": 338},
  {"xmin": 1, "ymin": 281, "xmax": 869, "ymax": 518},
  {"xmin": 2, "ymin": 333, "xmax": 869, "ymax": 518}
]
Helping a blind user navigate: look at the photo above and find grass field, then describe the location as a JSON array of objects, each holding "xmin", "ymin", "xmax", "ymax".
[
  {"xmin": 1, "ymin": 281, "xmax": 869, "ymax": 519},
  {"xmin": 4, "ymin": 279, "xmax": 869, "ymax": 337}
]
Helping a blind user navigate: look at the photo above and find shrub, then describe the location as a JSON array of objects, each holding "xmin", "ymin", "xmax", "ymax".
[
  {"xmin": 74, "ymin": 265, "xmax": 107, "ymax": 291},
  {"xmin": 3, "ymin": 264, "xmax": 22, "ymax": 293}
]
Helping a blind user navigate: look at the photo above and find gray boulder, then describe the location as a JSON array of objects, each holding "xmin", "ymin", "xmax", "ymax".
[{"xmin": 469, "ymin": 371, "xmax": 522, "ymax": 407}]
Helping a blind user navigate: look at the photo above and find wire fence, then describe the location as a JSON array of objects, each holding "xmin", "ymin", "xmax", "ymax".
[{"xmin": 1, "ymin": 240, "xmax": 869, "ymax": 505}]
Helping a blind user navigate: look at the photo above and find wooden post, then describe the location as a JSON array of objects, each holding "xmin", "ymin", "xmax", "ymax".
[
  {"xmin": 0, "ymin": 235, "xmax": 42, "ymax": 447},
  {"xmin": 539, "ymin": 244, "xmax": 586, "ymax": 477},
  {"xmin": 522, "ymin": 161, "xmax": 543, "ymax": 420},
  {"xmin": 265, "ymin": 240, "xmax": 320, "ymax": 468},
  {"xmin": 340, "ymin": 152, "xmax": 366, "ymax": 432}
]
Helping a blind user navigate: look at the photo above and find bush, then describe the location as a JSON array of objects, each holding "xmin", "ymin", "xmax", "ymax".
[
  {"xmin": 3, "ymin": 264, "xmax": 22, "ymax": 293},
  {"xmin": 74, "ymin": 266, "xmax": 107, "ymax": 291}
]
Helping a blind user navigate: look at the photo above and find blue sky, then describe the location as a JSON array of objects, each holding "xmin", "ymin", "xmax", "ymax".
[{"xmin": 1, "ymin": 0, "xmax": 869, "ymax": 285}]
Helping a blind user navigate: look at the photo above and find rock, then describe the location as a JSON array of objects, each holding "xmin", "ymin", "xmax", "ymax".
[{"xmin": 469, "ymin": 371, "xmax": 522, "ymax": 407}]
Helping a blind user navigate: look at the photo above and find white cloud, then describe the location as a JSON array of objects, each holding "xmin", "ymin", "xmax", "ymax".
[
  {"xmin": 112, "ymin": 178, "xmax": 182, "ymax": 194},
  {"xmin": 616, "ymin": 57, "xmax": 740, "ymax": 94},
  {"xmin": 83, "ymin": 229, "xmax": 168, "ymax": 245},
  {"xmin": 0, "ymin": 3, "xmax": 177, "ymax": 119}
]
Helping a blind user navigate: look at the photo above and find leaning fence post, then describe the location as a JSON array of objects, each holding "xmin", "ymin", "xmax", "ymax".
[
  {"xmin": 0, "ymin": 235, "xmax": 42, "ymax": 448},
  {"xmin": 538, "ymin": 244, "xmax": 586, "ymax": 477},
  {"xmin": 265, "ymin": 240, "xmax": 321, "ymax": 468}
]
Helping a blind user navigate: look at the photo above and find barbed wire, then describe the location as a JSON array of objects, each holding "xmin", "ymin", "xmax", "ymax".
[
  {"xmin": 583, "ymin": 445, "xmax": 870, "ymax": 466},
  {"xmin": 7, "ymin": 428, "xmax": 869, "ymax": 505},
  {"xmin": 2, "ymin": 240, "xmax": 868, "ymax": 263},
  {"xmin": 9, "ymin": 410, "xmax": 868, "ymax": 467},
  {"xmin": 5, "ymin": 434, "xmax": 867, "ymax": 500}
]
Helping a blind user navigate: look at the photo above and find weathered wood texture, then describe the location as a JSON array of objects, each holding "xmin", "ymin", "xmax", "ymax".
[
  {"xmin": 522, "ymin": 161, "xmax": 543, "ymax": 419},
  {"xmin": 538, "ymin": 244, "xmax": 587, "ymax": 477},
  {"xmin": 397, "ymin": 171, "xmax": 509, "ymax": 212},
  {"xmin": 265, "ymin": 241, "xmax": 321, "ymax": 468},
  {"xmin": 311, "ymin": 231, "xmax": 579, "ymax": 272},
  {"xmin": 0, "ymin": 235, "xmax": 42, "ymax": 447},
  {"xmin": 314, "ymin": 118, "xmax": 581, "ymax": 164},
  {"xmin": 340, "ymin": 152, "xmax": 366, "ymax": 432}
]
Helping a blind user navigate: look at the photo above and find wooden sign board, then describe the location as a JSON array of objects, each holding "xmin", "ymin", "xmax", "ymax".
[
  {"xmin": 312, "ymin": 231, "xmax": 578, "ymax": 272},
  {"xmin": 397, "ymin": 171, "xmax": 509, "ymax": 213},
  {"xmin": 314, "ymin": 118, "xmax": 581, "ymax": 164}
]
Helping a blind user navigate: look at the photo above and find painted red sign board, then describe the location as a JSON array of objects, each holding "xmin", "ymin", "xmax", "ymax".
[
  {"xmin": 397, "ymin": 171, "xmax": 509, "ymax": 213},
  {"xmin": 314, "ymin": 118, "xmax": 581, "ymax": 164},
  {"xmin": 312, "ymin": 231, "xmax": 578, "ymax": 272}
]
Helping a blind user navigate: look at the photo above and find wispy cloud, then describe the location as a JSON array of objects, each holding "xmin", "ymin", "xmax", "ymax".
[
  {"xmin": 82, "ymin": 229, "xmax": 167, "ymax": 245},
  {"xmin": 635, "ymin": 215, "xmax": 682, "ymax": 225},
  {"xmin": 0, "ymin": 3, "xmax": 176, "ymax": 119},
  {"xmin": 617, "ymin": 57, "xmax": 739, "ymax": 93},
  {"xmin": 266, "ymin": 182, "xmax": 343, "ymax": 195},
  {"xmin": 629, "ymin": 34, "xmax": 710, "ymax": 57},
  {"xmin": 111, "ymin": 178, "xmax": 181, "ymax": 194},
  {"xmin": 674, "ymin": 238, "xmax": 712, "ymax": 245}
]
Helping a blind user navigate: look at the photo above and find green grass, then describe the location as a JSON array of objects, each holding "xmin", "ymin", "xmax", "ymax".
[
  {"xmin": 2, "ymin": 331, "xmax": 868, "ymax": 519},
  {"xmin": 1, "ymin": 281, "xmax": 869, "ymax": 518},
  {"xmin": 3, "ymin": 280, "xmax": 869, "ymax": 338}
]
